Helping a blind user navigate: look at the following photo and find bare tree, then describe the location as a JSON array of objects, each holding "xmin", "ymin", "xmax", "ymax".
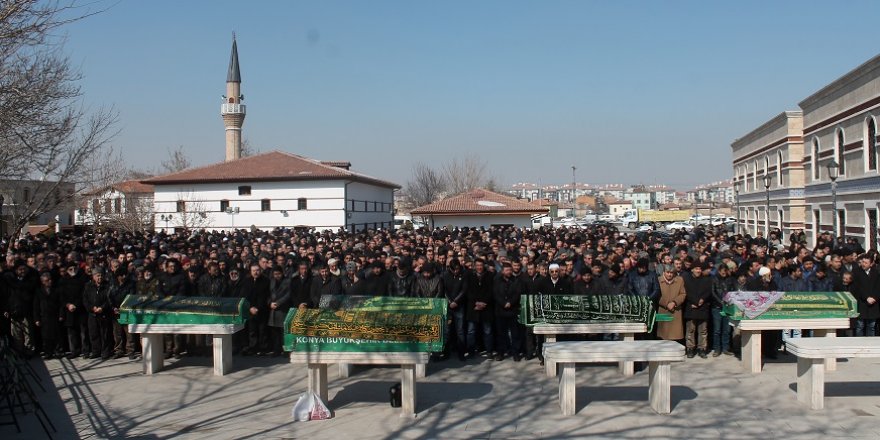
[
  {"xmin": 174, "ymin": 194, "xmax": 210, "ymax": 232},
  {"xmin": 160, "ymin": 146, "xmax": 191, "ymax": 174},
  {"xmin": 404, "ymin": 162, "xmax": 447, "ymax": 208},
  {"xmin": 240, "ymin": 137, "xmax": 259, "ymax": 158},
  {"xmin": 442, "ymin": 153, "xmax": 493, "ymax": 195},
  {"xmin": 0, "ymin": 0, "xmax": 118, "ymax": 240}
]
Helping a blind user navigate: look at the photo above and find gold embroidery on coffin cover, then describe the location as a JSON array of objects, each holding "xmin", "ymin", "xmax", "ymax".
[{"xmin": 289, "ymin": 309, "xmax": 442, "ymax": 343}]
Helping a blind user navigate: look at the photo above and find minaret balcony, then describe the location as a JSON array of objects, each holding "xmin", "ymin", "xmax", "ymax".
[{"xmin": 221, "ymin": 103, "xmax": 246, "ymax": 115}]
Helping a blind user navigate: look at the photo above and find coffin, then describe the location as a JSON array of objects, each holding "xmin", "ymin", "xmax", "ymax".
[
  {"xmin": 284, "ymin": 296, "xmax": 447, "ymax": 352},
  {"xmin": 117, "ymin": 295, "xmax": 249, "ymax": 325}
]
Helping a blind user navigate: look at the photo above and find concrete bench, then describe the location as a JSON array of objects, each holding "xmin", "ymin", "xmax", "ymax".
[
  {"xmin": 733, "ymin": 318, "xmax": 849, "ymax": 373},
  {"xmin": 786, "ymin": 337, "xmax": 880, "ymax": 410},
  {"xmin": 543, "ymin": 340, "xmax": 685, "ymax": 415},
  {"xmin": 533, "ymin": 322, "xmax": 647, "ymax": 377},
  {"xmin": 128, "ymin": 323, "xmax": 244, "ymax": 376},
  {"xmin": 290, "ymin": 351, "xmax": 429, "ymax": 418}
]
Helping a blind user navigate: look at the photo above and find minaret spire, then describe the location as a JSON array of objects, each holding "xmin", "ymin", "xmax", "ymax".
[
  {"xmin": 227, "ymin": 32, "xmax": 241, "ymax": 83},
  {"xmin": 221, "ymin": 33, "xmax": 246, "ymax": 161}
]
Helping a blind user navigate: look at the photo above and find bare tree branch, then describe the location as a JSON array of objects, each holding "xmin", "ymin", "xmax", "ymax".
[
  {"xmin": 160, "ymin": 145, "xmax": 191, "ymax": 174},
  {"xmin": 403, "ymin": 162, "xmax": 447, "ymax": 208}
]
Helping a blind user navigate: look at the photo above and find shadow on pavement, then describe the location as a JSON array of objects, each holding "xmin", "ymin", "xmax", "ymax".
[
  {"xmin": 330, "ymin": 380, "xmax": 493, "ymax": 412},
  {"xmin": 575, "ymin": 385, "xmax": 698, "ymax": 412}
]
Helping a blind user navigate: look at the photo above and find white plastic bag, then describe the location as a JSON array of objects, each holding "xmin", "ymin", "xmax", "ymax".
[
  {"xmin": 292, "ymin": 393, "xmax": 314, "ymax": 421},
  {"xmin": 309, "ymin": 393, "xmax": 332, "ymax": 420}
]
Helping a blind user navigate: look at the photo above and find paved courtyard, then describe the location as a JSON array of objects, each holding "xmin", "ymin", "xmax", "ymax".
[{"xmin": 5, "ymin": 350, "xmax": 880, "ymax": 439}]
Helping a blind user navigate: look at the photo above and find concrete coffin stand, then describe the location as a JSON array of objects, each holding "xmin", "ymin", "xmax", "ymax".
[
  {"xmin": 533, "ymin": 322, "xmax": 647, "ymax": 377},
  {"xmin": 786, "ymin": 337, "xmax": 880, "ymax": 410},
  {"xmin": 290, "ymin": 351, "xmax": 430, "ymax": 418},
  {"xmin": 543, "ymin": 340, "xmax": 685, "ymax": 416},
  {"xmin": 128, "ymin": 323, "xmax": 244, "ymax": 376},
  {"xmin": 734, "ymin": 318, "xmax": 849, "ymax": 373}
]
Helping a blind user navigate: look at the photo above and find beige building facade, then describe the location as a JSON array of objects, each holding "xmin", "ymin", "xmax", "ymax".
[
  {"xmin": 732, "ymin": 111, "xmax": 805, "ymax": 240},
  {"xmin": 800, "ymin": 56, "xmax": 880, "ymax": 250},
  {"xmin": 732, "ymin": 54, "xmax": 880, "ymax": 250}
]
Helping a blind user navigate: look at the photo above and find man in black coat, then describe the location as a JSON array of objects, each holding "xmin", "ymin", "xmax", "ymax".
[
  {"xmin": 465, "ymin": 259, "xmax": 494, "ymax": 358},
  {"xmin": 241, "ymin": 264, "xmax": 270, "ymax": 355},
  {"xmin": 267, "ymin": 266, "xmax": 291, "ymax": 356},
  {"xmin": 108, "ymin": 269, "xmax": 135, "ymax": 359},
  {"xmin": 3, "ymin": 262, "xmax": 37, "ymax": 356},
  {"xmin": 852, "ymin": 253, "xmax": 880, "ymax": 336},
  {"xmin": 82, "ymin": 268, "xmax": 113, "ymax": 360},
  {"xmin": 33, "ymin": 272, "xmax": 63, "ymax": 359},
  {"xmin": 361, "ymin": 262, "xmax": 391, "ymax": 296},
  {"xmin": 159, "ymin": 259, "xmax": 187, "ymax": 357},
  {"xmin": 683, "ymin": 263, "xmax": 712, "ymax": 358},
  {"xmin": 309, "ymin": 265, "xmax": 343, "ymax": 306},
  {"xmin": 58, "ymin": 264, "xmax": 89, "ymax": 358},
  {"xmin": 441, "ymin": 259, "xmax": 467, "ymax": 360},
  {"xmin": 493, "ymin": 262, "xmax": 524, "ymax": 361}
]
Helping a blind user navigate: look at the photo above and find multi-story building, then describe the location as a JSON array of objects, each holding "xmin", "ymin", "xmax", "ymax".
[
  {"xmin": 509, "ymin": 182, "xmax": 543, "ymax": 201},
  {"xmin": 732, "ymin": 111, "xmax": 805, "ymax": 239},
  {"xmin": 0, "ymin": 179, "xmax": 76, "ymax": 236},
  {"xmin": 623, "ymin": 187, "xmax": 655, "ymax": 210},
  {"xmin": 75, "ymin": 180, "xmax": 154, "ymax": 231},
  {"xmin": 732, "ymin": 54, "xmax": 880, "ymax": 249},
  {"xmin": 800, "ymin": 56, "xmax": 880, "ymax": 249}
]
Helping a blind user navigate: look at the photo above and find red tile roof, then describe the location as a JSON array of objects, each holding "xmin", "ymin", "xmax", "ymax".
[
  {"xmin": 411, "ymin": 189, "xmax": 548, "ymax": 215},
  {"xmin": 113, "ymin": 180, "xmax": 153, "ymax": 194},
  {"xmin": 143, "ymin": 150, "xmax": 399, "ymax": 189}
]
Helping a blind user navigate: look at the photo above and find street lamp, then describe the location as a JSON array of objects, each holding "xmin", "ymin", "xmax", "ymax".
[
  {"xmin": 159, "ymin": 214, "xmax": 173, "ymax": 232},
  {"xmin": 733, "ymin": 181, "xmax": 740, "ymax": 235},
  {"xmin": 763, "ymin": 173, "xmax": 772, "ymax": 239},
  {"xmin": 827, "ymin": 160, "xmax": 840, "ymax": 249},
  {"xmin": 225, "ymin": 206, "xmax": 240, "ymax": 231}
]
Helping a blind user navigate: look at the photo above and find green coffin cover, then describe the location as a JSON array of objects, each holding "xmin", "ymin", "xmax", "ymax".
[
  {"xmin": 117, "ymin": 295, "xmax": 249, "ymax": 325},
  {"xmin": 723, "ymin": 291, "xmax": 858, "ymax": 320},
  {"xmin": 284, "ymin": 296, "xmax": 447, "ymax": 352},
  {"xmin": 518, "ymin": 295, "xmax": 658, "ymax": 331}
]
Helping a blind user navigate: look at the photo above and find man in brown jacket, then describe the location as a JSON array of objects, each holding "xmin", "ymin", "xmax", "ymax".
[{"xmin": 657, "ymin": 263, "xmax": 686, "ymax": 341}]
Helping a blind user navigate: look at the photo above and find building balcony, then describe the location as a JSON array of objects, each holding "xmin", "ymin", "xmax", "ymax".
[{"xmin": 221, "ymin": 103, "xmax": 246, "ymax": 115}]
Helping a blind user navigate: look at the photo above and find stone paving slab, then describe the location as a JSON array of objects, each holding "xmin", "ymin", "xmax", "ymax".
[{"xmin": 3, "ymin": 351, "xmax": 880, "ymax": 439}]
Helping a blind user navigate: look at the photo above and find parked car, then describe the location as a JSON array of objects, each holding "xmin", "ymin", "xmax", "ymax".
[
  {"xmin": 666, "ymin": 221, "xmax": 694, "ymax": 232},
  {"xmin": 637, "ymin": 223, "xmax": 654, "ymax": 232},
  {"xmin": 711, "ymin": 216, "xmax": 736, "ymax": 227}
]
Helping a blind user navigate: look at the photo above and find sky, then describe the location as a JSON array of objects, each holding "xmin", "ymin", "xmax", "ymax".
[{"xmin": 63, "ymin": 1, "xmax": 880, "ymax": 190}]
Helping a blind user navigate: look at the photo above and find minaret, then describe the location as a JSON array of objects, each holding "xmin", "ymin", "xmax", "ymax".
[{"xmin": 221, "ymin": 35, "xmax": 245, "ymax": 161}]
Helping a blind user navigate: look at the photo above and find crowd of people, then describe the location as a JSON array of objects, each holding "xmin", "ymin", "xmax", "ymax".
[{"xmin": 1, "ymin": 222, "xmax": 878, "ymax": 365}]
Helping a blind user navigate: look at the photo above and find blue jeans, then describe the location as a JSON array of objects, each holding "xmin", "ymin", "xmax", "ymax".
[
  {"xmin": 467, "ymin": 320, "xmax": 494, "ymax": 354},
  {"xmin": 711, "ymin": 308, "xmax": 731, "ymax": 352},
  {"xmin": 855, "ymin": 319, "xmax": 877, "ymax": 337}
]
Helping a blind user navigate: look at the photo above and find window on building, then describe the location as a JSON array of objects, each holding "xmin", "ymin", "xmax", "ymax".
[
  {"xmin": 298, "ymin": 198, "xmax": 307, "ymax": 210},
  {"xmin": 114, "ymin": 198, "xmax": 121, "ymax": 213},
  {"xmin": 104, "ymin": 199, "xmax": 112, "ymax": 214},
  {"xmin": 220, "ymin": 199, "xmax": 229, "ymax": 212},
  {"xmin": 838, "ymin": 209, "xmax": 846, "ymax": 236},
  {"xmin": 868, "ymin": 118, "xmax": 877, "ymax": 171},
  {"xmin": 23, "ymin": 188, "xmax": 30, "ymax": 203},
  {"xmin": 176, "ymin": 200, "xmax": 186, "ymax": 212},
  {"xmin": 813, "ymin": 209, "xmax": 820, "ymax": 246},
  {"xmin": 753, "ymin": 160, "xmax": 758, "ymax": 190},
  {"xmin": 778, "ymin": 209, "xmax": 784, "ymax": 230},
  {"xmin": 92, "ymin": 199, "xmax": 100, "ymax": 214},
  {"xmin": 812, "ymin": 138, "xmax": 820, "ymax": 181},
  {"xmin": 777, "ymin": 151, "xmax": 783, "ymax": 186},
  {"xmin": 238, "ymin": 185, "xmax": 251, "ymax": 196},
  {"xmin": 261, "ymin": 199, "xmax": 271, "ymax": 211},
  {"xmin": 836, "ymin": 128, "xmax": 846, "ymax": 177}
]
